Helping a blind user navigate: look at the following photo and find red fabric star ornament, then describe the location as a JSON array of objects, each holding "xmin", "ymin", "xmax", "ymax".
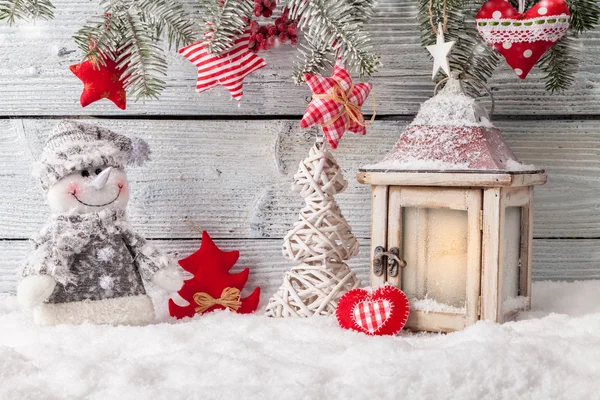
[
  {"xmin": 70, "ymin": 57, "xmax": 127, "ymax": 110},
  {"xmin": 179, "ymin": 32, "xmax": 266, "ymax": 101},
  {"xmin": 300, "ymin": 61, "xmax": 373, "ymax": 149}
]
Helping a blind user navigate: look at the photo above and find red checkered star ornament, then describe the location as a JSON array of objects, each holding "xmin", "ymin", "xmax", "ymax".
[
  {"xmin": 70, "ymin": 57, "xmax": 127, "ymax": 110},
  {"xmin": 300, "ymin": 62, "xmax": 373, "ymax": 149},
  {"xmin": 179, "ymin": 32, "xmax": 266, "ymax": 101}
]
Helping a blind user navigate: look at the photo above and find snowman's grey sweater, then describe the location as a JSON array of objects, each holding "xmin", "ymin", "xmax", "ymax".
[{"xmin": 20, "ymin": 209, "xmax": 170, "ymax": 303}]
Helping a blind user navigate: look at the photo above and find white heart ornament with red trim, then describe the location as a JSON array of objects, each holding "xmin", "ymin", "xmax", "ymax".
[{"xmin": 475, "ymin": 0, "xmax": 570, "ymax": 79}]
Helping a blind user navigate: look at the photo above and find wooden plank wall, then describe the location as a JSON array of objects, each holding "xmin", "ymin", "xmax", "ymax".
[{"xmin": 0, "ymin": 0, "xmax": 599, "ymax": 299}]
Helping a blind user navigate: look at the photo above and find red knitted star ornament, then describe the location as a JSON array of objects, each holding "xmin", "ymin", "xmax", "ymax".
[
  {"xmin": 70, "ymin": 57, "xmax": 127, "ymax": 110},
  {"xmin": 179, "ymin": 32, "xmax": 266, "ymax": 101},
  {"xmin": 300, "ymin": 61, "xmax": 373, "ymax": 149}
]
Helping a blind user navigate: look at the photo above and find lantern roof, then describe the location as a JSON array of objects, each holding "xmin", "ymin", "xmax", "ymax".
[{"xmin": 362, "ymin": 74, "xmax": 538, "ymax": 173}]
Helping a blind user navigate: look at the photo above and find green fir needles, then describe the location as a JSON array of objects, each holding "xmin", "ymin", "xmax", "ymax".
[
  {"xmin": 287, "ymin": 0, "xmax": 379, "ymax": 82},
  {"xmin": 73, "ymin": 0, "xmax": 196, "ymax": 100},
  {"xmin": 0, "ymin": 0, "xmax": 54, "ymax": 24}
]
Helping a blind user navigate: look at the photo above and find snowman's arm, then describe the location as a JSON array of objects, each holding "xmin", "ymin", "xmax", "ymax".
[
  {"xmin": 18, "ymin": 232, "xmax": 74, "ymax": 308},
  {"xmin": 20, "ymin": 241, "xmax": 54, "ymax": 278},
  {"xmin": 19, "ymin": 232, "xmax": 73, "ymax": 285}
]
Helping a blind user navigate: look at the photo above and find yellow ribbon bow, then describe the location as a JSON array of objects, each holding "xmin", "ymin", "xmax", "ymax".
[
  {"xmin": 312, "ymin": 79, "xmax": 376, "ymax": 129},
  {"xmin": 193, "ymin": 287, "xmax": 242, "ymax": 314}
]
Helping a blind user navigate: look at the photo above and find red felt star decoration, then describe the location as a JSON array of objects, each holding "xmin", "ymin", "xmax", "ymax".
[
  {"xmin": 70, "ymin": 57, "xmax": 127, "ymax": 110},
  {"xmin": 300, "ymin": 61, "xmax": 373, "ymax": 149},
  {"xmin": 178, "ymin": 32, "xmax": 266, "ymax": 101}
]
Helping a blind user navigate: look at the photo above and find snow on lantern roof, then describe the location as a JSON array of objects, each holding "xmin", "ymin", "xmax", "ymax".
[
  {"xmin": 363, "ymin": 75, "xmax": 537, "ymax": 173},
  {"xmin": 410, "ymin": 74, "xmax": 493, "ymax": 128}
]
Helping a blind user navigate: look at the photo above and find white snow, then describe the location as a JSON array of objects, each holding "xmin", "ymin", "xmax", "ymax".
[
  {"xmin": 410, "ymin": 76, "xmax": 494, "ymax": 128},
  {"xmin": 505, "ymin": 158, "xmax": 538, "ymax": 172},
  {"xmin": 411, "ymin": 92, "xmax": 494, "ymax": 128},
  {"xmin": 2, "ymin": 280, "xmax": 600, "ymax": 399},
  {"xmin": 363, "ymin": 158, "xmax": 470, "ymax": 171}
]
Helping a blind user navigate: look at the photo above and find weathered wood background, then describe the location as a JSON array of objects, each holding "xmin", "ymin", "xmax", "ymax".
[{"xmin": 0, "ymin": 0, "xmax": 599, "ymax": 300}]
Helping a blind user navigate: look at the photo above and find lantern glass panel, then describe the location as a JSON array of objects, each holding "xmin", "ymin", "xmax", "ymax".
[
  {"xmin": 401, "ymin": 207, "xmax": 468, "ymax": 311},
  {"xmin": 502, "ymin": 206, "xmax": 523, "ymax": 305}
]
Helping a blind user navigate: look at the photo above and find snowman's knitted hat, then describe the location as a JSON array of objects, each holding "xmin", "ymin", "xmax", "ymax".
[{"xmin": 34, "ymin": 121, "xmax": 151, "ymax": 191}]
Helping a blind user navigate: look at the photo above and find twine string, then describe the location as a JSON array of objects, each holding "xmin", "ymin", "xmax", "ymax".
[
  {"xmin": 311, "ymin": 79, "xmax": 376, "ymax": 129},
  {"xmin": 193, "ymin": 287, "xmax": 242, "ymax": 314},
  {"xmin": 429, "ymin": 0, "xmax": 448, "ymax": 34}
]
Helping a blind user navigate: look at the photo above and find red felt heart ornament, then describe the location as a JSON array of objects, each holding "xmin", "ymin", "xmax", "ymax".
[
  {"xmin": 475, "ymin": 0, "xmax": 570, "ymax": 79},
  {"xmin": 336, "ymin": 286, "xmax": 410, "ymax": 336}
]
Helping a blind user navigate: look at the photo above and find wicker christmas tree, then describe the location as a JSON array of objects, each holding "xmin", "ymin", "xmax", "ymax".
[{"xmin": 265, "ymin": 138, "xmax": 360, "ymax": 317}]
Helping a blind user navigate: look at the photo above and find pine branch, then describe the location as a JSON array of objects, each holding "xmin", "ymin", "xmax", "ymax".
[
  {"xmin": 565, "ymin": 0, "xmax": 600, "ymax": 33},
  {"xmin": 138, "ymin": 0, "xmax": 197, "ymax": 49},
  {"xmin": 74, "ymin": 0, "xmax": 196, "ymax": 100},
  {"xmin": 293, "ymin": 33, "xmax": 334, "ymax": 83},
  {"xmin": 73, "ymin": 11, "xmax": 122, "ymax": 65},
  {"xmin": 538, "ymin": 34, "xmax": 578, "ymax": 93},
  {"xmin": 200, "ymin": 0, "xmax": 253, "ymax": 54},
  {"xmin": 347, "ymin": 0, "xmax": 376, "ymax": 25},
  {"xmin": 0, "ymin": 0, "xmax": 54, "ymax": 24},
  {"xmin": 418, "ymin": 0, "xmax": 500, "ymax": 85},
  {"xmin": 286, "ymin": 0, "xmax": 379, "ymax": 79},
  {"xmin": 118, "ymin": 7, "xmax": 168, "ymax": 100}
]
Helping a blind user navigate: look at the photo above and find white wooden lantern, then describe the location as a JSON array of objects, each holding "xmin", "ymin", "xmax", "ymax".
[{"xmin": 357, "ymin": 75, "xmax": 547, "ymax": 332}]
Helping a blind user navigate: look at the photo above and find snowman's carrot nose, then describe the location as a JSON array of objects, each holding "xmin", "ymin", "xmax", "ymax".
[{"xmin": 91, "ymin": 167, "xmax": 113, "ymax": 190}]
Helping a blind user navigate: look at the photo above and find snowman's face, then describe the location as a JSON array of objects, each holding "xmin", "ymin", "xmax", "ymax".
[{"xmin": 47, "ymin": 166, "xmax": 130, "ymax": 214}]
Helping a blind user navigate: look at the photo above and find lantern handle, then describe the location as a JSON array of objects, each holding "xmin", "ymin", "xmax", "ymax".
[{"xmin": 434, "ymin": 74, "xmax": 495, "ymax": 118}]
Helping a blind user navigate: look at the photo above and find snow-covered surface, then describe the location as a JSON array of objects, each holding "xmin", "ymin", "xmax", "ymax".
[
  {"xmin": 364, "ymin": 157, "xmax": 537, "ymax": 172},
  {"xmin": 410, "ymin": 76, "xmax": 493, "ymax": 128},
  {"xmin": 505, "ymin": 158, "xmax": 538, "ymax": 172},
  {"xmin": 410, "ymin": 297, "xmax": 466, "ymax": 314},
  {"xmin": 2, "ymin": 281, "xmax": 600, "ymax": 399},
  {"xmin": 362, "ymin": 157, "xmax": 470, "ymax": 171}
]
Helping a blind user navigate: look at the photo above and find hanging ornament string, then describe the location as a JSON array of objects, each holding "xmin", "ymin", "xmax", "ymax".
[
  {"xmin": 312, "ymin": 80, "xmax": 376, "ymax": 129},
  {"xmin": 193, "ymin": 287, "xmax": 243, "ymax": 314},
  {"xmin": 184, "ymin": 219, "xmax": 204, "ymax": 235},
  {"xmin": 429, "ymin": 0, "xmax": 448, "ymax": 34}
]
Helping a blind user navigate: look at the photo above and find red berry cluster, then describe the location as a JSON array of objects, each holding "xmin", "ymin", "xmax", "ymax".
[
  {"xmin": 248, "ymin": 9, "xmax": 298, "ymax": 53},
  {"xmin": 253, "ymin": 0, "xmax": 275, "ymax": 18}
]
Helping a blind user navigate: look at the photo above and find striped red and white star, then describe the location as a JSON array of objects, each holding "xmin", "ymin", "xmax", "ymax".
[{"xmin": 179, "ymin": 32, "xmax": 266, "ymax": 101}]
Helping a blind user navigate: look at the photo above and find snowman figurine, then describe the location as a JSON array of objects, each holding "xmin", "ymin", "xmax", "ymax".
[{"xmin": 17, "ymin": 121, "xmax": 183, "ymax": 325}]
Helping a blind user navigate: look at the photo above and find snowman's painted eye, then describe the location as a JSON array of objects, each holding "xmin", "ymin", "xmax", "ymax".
[
  {"xmin": 81, "ymin": 170, "xmax": 90, "ymax": 178},
  {"xmin": 95, "ymin": 168, "xmax": 102, "ymax": 175}
]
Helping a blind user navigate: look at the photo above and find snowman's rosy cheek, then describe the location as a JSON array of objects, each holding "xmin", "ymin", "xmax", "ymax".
[{"xmin": 67, "ymin": 182, "xmax": 80, "ymax": 195}]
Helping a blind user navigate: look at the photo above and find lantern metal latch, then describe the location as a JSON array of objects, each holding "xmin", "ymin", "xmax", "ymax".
[{"xmin": 373, "ymin": 246, "xmax": 407, "ymax": 277}]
